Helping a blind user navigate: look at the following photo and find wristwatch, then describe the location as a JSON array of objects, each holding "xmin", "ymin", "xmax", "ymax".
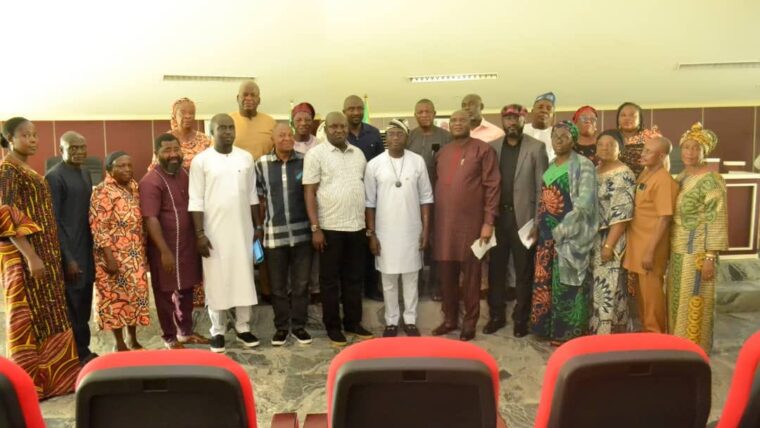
[
  {"xmin": 366, "ymin": 229, "xmax": 375, "ymax": 237},
  {"xmin": 311, "ymin": 224, "xmax": 320, "ymax": 232}
]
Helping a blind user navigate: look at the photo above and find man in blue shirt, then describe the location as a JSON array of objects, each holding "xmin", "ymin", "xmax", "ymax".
[{"xmin": 343, "ymin": 95, "xmax": 384, "ymax": 301}]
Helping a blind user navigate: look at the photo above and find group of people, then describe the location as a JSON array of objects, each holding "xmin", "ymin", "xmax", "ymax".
[{"xmin": 0, "ymin": 81, "xmax": 727, "ymax": 400}]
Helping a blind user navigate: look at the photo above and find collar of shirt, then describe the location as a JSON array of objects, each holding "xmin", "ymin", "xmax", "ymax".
[
  {"xmin": 266, "ymin": 149, "xmax": 302, "ymax": 163},
  {"xmin": 327, "ymin": 142, "xmax": 356, "ymax": 153}
]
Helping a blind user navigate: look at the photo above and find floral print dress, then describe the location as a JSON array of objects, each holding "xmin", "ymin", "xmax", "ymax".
[
  {"xmin": 531, "ymin": 161, "xmax": 591, "ymax": 341},
  {"xmin": 89, "ymin": 175, "xmax": 150, "ymax": 330}
]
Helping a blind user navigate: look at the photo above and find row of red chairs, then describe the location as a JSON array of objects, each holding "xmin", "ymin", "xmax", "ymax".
[{"xmin": 1, "ymin": 332, "xmax": 758, "ymax": 428}]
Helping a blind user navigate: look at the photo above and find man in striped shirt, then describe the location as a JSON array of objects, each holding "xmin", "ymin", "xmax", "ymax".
[
  {"xmin": 304, "ymin": 112, "xmax": 374, "ymax": 345},
  {"xmin": 255, "ymin": 123, "xmax": 313, "ymax": 346}
]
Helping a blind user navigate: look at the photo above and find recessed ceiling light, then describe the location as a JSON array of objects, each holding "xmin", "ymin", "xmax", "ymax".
[
  {"xmin": 408, "ymin": 73, "xmax": 498, "ymax": 83},
  {"xmin": 163, "ymin": 74, "xmax": 256, "ymax": 82},
  {"xmin": 677, "ymin": 61, "xmax": 760, "ymax": 70}
]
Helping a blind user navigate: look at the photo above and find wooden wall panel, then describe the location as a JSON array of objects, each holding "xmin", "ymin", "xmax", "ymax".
[
  {"xmin": 57, "ymin": 121, "xmax": 106, "ymax": 161},
  {"xmin": 31, "ymin": 121, "xmax": 56, "ymax": 174},
  {"xmin": 703, "ymin": 107, "xmax": 754, "ymax": 171}
]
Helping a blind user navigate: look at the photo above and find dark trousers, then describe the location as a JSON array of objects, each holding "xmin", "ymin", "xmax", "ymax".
[
  {"xmin": 488, "ymin": 208, "xmax": 535, "ymax": 326},
  {"xmin": 438, "ymin": 254, "xmax": 482, "ymax": 331},
  {"xmin": 64, "ymin": 283, "xmax": 93, "ymax": 360},
  {"xmin": 265, "ymin": 243, "xmax": 311, "ymax": 330},
  {"xmin": 363, "ymin": 241, "xmax": 380, "ymax": 297},
  {"xmin": 154, "ymin": 287, "xmax": 194, "ymax": 343},
  {"xmin": 320, "ymin": 230, "xmax": 365, "ymax": 331}
]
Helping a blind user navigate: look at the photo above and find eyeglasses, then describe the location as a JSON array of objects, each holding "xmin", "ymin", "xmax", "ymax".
[{"xmin": 578, "ymin": 117, "xmax": 598, "ymax": 124}]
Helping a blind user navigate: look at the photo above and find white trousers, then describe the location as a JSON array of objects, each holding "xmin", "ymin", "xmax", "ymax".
[
  {"xmin": 209, "ymin": 306, "xmax": 251, "ymax": 337},
  {"xmin": 381, "ymin": 272, "xmax": 419, "ymax": 325}
]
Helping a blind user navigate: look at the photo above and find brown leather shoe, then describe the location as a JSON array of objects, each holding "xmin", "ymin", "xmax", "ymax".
[
  {"xmin": 460, "ymin": 329, "xmax": 476, "ymax": 341},
  {"xmin": 432, "ymin": 323, "xmax": 458, "ymax": 336},
  {"xmin": 178, "ymin": 332, "xmax": 210, "ymax": 345}
]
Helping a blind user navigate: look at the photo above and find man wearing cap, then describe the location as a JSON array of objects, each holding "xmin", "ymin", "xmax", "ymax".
[
  {"xmin": 365, "ymin": 119, "xmax": 434, "ymax": 337},
  {"xmin": 431, "ymin": 110, "xmax": 500, "ymax": 341},
  {"xmin": 523, "ymin": 92, "xmax": 557, "ymax": 160},
  {"xmin": 485, "ymin": 105, "xmax": 548, "ymax": 337},
  {"xmin": 293, "ymin": 102, "xmax": 320, "ymax": 154},
  {"xmin": 461, "ymin": 94, "xmax": 505, "ymax": 144},
  {"xmin": 292, "ymin": 101, "xmax": 322, "ymax": 301}
]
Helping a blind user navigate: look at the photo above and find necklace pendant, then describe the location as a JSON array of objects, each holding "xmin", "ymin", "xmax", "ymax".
[{"xmin": 395, "ymin": 181, "xmax": 402, "ymax": 188}]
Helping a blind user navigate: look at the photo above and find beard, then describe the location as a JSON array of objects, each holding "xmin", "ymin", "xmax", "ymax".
[
  {"xmin": 162, "ymin": 158, "xmax": 181, "ymax": 174},
  {"xmin": 507, "ymin": 127, "xmax": 522, "ymax": 139}
]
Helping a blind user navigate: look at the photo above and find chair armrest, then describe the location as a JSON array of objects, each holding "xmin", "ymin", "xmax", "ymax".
[
  {"xmin": 271, "ymin": 412, "xmax": 299, "ymax": 428},
  {"xmin": 303, "ymin": 413, "xmax": 328, "ymax": 428}
]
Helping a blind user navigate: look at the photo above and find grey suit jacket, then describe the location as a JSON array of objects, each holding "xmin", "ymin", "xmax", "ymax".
[{"xmin": 489, "ymin": 134, "xmax": 549, "ymax": 229}]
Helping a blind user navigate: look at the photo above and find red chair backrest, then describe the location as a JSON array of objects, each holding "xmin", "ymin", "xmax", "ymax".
[
  {"xmin": 76, "ymin": 349, "xmax": 256, "ymax": 428},
  {"xmin": 718, "ymin": 330, "xmax": 760, "ymax": 428},
  {"xmin": 0, "ymin": 356, "xmax": 45, "ymax": 428},
  {"xmin": 535, "ymin": 333, "xmax": 711, "ymax": 428},
  {"xmin": 326, "ymin": 337, "xmax": 500, "ymax": 428}
]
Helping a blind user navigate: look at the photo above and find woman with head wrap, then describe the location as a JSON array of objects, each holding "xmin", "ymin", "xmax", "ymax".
[
  {"xmin": 0, "ymin": 117, "xmax": 80, "ymax": 398},
  {"xmin": 666, "ymin": 123, "xmax": 727, "ymax": 353},
  {"xmin": 90, "ymin": 151, "xmax": 150, "ymax": 351},
  {"xmin": 530, "ymin": 121, "xmax": 598, "ymax": 344},
  {"xmin": 166, "ymin": 97, "xmax": 211, "ymax": 306},
  {"xmin": 589, "ymin": 130, "xmax": 635, "ymax": 334},
  {"xmin": 572, "ymin": 105, "xmax": 600, "ymax": 165},
  {"xmin": 167, "ymin": 97, "xmax": 212, "ymax": 170}
]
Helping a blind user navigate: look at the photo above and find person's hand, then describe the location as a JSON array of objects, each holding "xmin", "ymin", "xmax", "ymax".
[
  {"xmin": 641, "ymin": 249, "xmax": 654, "ymax": 272},
  {"xmin": 255, "ymin": 227, "xmax": 264, "ymax": 243},
  {"xmin": 600, "ymin": 245, "xmax": 614, "ymax": 263},
  {"xmin": 312, "ymin": 230, "xmax": 326, "ymax": 253},
  {"xmin": 479, "ymin": 224, "xmax": 494, "ymax": 246},
  {"xmin": 197, "ymin": 235, "xmax": 213, "ymax": 258},
  {"xmin": 369, "ymin": 235, "xmax": 381, "ymax": 256},
  {"xmin": 419, "ymin": 232, "xmax": 429, "ymax": 251},
  {"xmin": 701, "ymin": 258, "xmax": 715, "ymax": 282},
  {"xmin": 27, "ymin": 254, "xmax": 46, "ymax": 280},
  {"xmin": 104, "ymin": 253, "xmax": 119, "ymax": 275},
  {"xmin": 65, "ymin": 260, "xmax": 82, "ymax": 282},
  {"xmin": 160, "ymin": 249, "xmax": 176, "ymax": 274}
]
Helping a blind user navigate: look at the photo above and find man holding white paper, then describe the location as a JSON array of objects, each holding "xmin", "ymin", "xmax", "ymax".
[
  {"xmin": 431, "ymin": 110, "xmax": 500, "ymax": 341},
  {"xmin": 486, "ymin": 104, "xmax": 549, "ymax": 338}
]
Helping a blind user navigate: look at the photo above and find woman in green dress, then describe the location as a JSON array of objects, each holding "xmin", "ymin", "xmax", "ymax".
[
  {"xmin": 666, "ymin": 122, "xmax": 728, "ymax": 353},
  {"xmin": 530, "ymin": 121, "xmax": 598, "ymax": 344}
]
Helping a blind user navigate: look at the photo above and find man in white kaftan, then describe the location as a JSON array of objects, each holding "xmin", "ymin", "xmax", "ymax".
[
  {"xmin": 365, "ymin": 119, "xmax": 434, "ymax": 337},
  {"xmin": 189, "ymin": 113, "xmax": 261, "ymax": 353}
]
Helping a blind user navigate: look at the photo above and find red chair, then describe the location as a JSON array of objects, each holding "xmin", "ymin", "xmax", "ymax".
[
  {"xmin": 0, "ymin": 356, "xmax": 45, "ymax": 428},
  {"xmin": 75, "ymin": 349, "xmax": 256, "ymax": 428},
  {"xmin": 273, "ymin": 337, "xmax": 504, "ymax": 428},
  {"xmin": 717, "ymin": 330, "xmax": 760, "ymax": 428},
  {"xmin": 535, "ymin": 333, "xmax": 711, "ymax": 428}
]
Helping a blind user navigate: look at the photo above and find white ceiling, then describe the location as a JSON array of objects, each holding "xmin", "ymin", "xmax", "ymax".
[{"xmin": 3, "ymin": 0, "xmax": 760, "ymax": 120}]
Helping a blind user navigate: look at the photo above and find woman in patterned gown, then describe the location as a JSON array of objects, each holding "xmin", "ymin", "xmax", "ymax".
[
  {"xmin": 530, "ymin": 121, "xmax": 598, "ymax": 344},
  {"xmin": 90, "ymin": 152, "xmax": 150, "ymax": 351},
  {"xmin": 168, "ymin": 97, "xmax": 210, "ymax": 307},
  {"xmin": 666, "ymin": 123, "xmax": 727, "ymax": 353},
  {"xmin": 0, "ymin": 117, "xmax": 80, "ymax": 398},
  {"xmin": 590, "ymin": 130, "xmax": 635, "ymax": 334},
  {"xmin": 615, "ymin": 102, "xmax": 663, "ymax": 178}
]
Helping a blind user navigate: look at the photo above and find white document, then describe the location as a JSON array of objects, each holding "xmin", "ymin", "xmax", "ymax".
[
  {"xmin": 471, "ymin": 234, "xmax": 497, "ymax": 260},
  {"xmin": 518, "ymin": 219, "xmax": 536, "ymax": 249}
]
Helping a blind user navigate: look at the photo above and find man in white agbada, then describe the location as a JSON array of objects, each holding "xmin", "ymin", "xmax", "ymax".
[
  {"xmin": 189, "ymin": 113, "xmax": 263, "ymax": 353},
  {"xmin": 365, "ymin": 119, "xmax": 434, "ymax": 337}
]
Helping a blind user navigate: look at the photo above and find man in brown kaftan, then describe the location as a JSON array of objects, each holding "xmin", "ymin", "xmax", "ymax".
[{"xmin": 431, "ymin": 110, "xmax": 500, "ymax": 341}]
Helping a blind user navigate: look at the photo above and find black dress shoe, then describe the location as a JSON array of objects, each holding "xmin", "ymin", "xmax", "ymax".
[
  {"xmin": 460, "ymin": 329, "xmax": 475, "ymax": 341},
  {"xmin": 431, "ymin": 291, "xmax": 443, "ymax": 302},
  {"xmin": 513, "ymin": 323, "xmax": 529, "ymax": 338},
  {"xmin": 482, "ymin": 319, "xmax": 507, "ymax": 335}
]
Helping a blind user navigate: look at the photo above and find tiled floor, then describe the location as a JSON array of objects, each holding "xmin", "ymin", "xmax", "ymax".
[{"xmin": 0, "ymin": 299, "xmax": 753, "ymax": 428}]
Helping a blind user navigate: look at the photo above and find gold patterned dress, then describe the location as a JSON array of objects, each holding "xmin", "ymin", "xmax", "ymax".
[
  {"xmin": 89, "ymin": 175, "xmax": 150, "ymax": 330},
  {"xmin": 666, "ymin": 171, "xmax": 727, "ymax": 352},
  {"xmin": 0, "ymin": 161, "xmax": 80, "ymax": 399}
]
